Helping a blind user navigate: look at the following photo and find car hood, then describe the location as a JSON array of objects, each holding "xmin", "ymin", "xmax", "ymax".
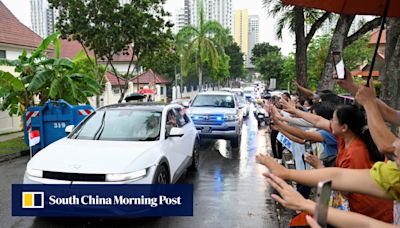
[
  {"xmin": 189, "ymin": 107, "xmax": 237, "ymax": 115},
  {"xmin": 28, "ymin": 138, "xmax": 158, "ymax": 174}
]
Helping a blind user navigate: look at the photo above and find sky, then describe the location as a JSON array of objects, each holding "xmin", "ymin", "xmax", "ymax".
[{"xmin": 1, "ymin": 0, "xmax": 295, "ymax": 55}]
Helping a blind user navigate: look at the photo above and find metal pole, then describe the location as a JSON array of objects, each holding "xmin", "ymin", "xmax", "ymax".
[
  {"xmin": 367, "ymin": 0, "xmax": 391, "ymax": 87},
  {"xmin": 180, "ymin": 74, "xmax": 183, "ymax": 99}
]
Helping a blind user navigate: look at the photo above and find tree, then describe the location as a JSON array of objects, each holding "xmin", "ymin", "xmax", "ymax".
[
  {"xmin": 280, "ymin": 53, "xmax": 296, "ymax": 90},
  {"xmin": 176, "ymin": 1, "xmax": 229, "ymax": 89},
  {"xmin": 262, "ymin": 0, "xmax": 331, "ymax": 90},
  {"xmin": 139, "ymin": 41, "xmax": 180, "ymax": 81},
  {"xmin": 0, "ymin": 33, "xmax": 100, "ymax": 117},
  {"xmin": 250, "ymin": 43, "xmax": 285, "ymax": 82},
  {"xmin": 49, "ymin": 0, "xmax": 173, "ymax": 103},
  {"xmin": 317, "ymin": 15, "xmax": 381, "ymax": 90},
  {"xmin": 307, "ymin": 33, "xmax": 373, "ymax": 91},
  {"xmin": 224, "ymin": 42, "xmax": 245, "ymax": 80},
  {"xmin": 380, "ymin": 18, "xmax": 400, "ymax": 110}
]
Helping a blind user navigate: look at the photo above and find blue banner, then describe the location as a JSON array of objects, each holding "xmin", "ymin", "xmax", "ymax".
[{"xmin": 12, "ymin": 184, "xmax": 193, "ymax": 217}]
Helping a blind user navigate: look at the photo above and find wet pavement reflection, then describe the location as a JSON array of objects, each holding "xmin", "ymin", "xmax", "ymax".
[{"xmin": 2, "ymin": 106, "xmax": 280, "ymax": 228}]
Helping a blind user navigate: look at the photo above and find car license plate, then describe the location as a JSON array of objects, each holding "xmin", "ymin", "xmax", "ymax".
[
  {"xmin": 201, "ymin": 127, "xmax": 212, "ymax": 133},
  {"xmin": 258, "ymin": 115, "xmax": 264, "ymax": 118}
]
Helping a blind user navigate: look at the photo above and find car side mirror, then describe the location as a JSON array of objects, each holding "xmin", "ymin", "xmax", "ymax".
[
  {"xmin": 169, "ymin": 127, "xmax": 184, "ymax": 137},
  {"xmin": 65, "ymin": 125, "xmax": 74, "ymax": 134}
]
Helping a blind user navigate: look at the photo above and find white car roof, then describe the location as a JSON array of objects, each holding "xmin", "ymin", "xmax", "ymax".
[
  {"xmin": 197, "ymin": 91, "xmax": 234, "ymax": 96},
  {"xmin": 231, "ymin": 88, "xmax": 243, "ymax": 92}
]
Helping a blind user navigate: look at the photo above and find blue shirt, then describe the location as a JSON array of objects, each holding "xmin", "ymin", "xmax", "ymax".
[{"xmin": 317, "ymin": 129, "xmax": 338, "ymax": 157}]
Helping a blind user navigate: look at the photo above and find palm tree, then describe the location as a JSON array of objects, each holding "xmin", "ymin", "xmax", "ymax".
[{"xmin": 176, "ymin": 1, "xmax": 229, "ymax": 90}]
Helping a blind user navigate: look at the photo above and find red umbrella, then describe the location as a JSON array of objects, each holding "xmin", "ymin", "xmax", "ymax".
[
  {"xmin": 282, "ymin": 0, "xmax": 399, "ymax": 86},
  {"xmin": 138, "ymin": 88, "xmax": 155, "ymax": 95}
]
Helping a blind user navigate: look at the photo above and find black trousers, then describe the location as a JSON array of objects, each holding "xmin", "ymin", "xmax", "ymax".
[{"xmin": 270, "ymin": 129, "xmax": 283, "ymax": 159}]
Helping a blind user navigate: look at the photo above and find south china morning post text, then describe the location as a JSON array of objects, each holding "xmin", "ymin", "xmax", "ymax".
[
  {"xmin": 12, "ymin": 184, "xmax": 193, "ymax": 217},
  {"xmin": 48, "ymin": 194, "xmax": 182, "ymax": 207}
]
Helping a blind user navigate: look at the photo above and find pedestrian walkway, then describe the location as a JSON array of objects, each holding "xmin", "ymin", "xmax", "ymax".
[{"xmin": 0, "ymin": 132, "xmax": 23, "ymax": 142}]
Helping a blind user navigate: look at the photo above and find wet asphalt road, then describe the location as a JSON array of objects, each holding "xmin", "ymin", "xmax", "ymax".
[{"xmin": 0, "ymin": 110, "xmax": 283, "ymax": 228}]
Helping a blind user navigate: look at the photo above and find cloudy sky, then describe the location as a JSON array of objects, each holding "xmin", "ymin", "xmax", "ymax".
[{"xmin": 2, "ymin": 0, "xmax": 295, "ymax": 55}]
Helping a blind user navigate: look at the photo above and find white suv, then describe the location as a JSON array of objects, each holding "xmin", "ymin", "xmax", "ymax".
[{"xmin": 188, "ymin": 91, "xmax": 242, "ymax": 148}]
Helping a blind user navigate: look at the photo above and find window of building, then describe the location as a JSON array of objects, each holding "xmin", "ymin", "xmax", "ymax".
[
  {"xmin": 0, "ymin": 50, "xmax": 6, "ymax": 59},
  {"xmin": 160, "ymin": 86, "xmax": 164, "ymax": 95}
]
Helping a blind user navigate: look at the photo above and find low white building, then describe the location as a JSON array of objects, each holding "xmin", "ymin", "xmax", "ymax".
[{"xmin": 0, "ymin": 1, "xmax": 44, "ymax": 134}]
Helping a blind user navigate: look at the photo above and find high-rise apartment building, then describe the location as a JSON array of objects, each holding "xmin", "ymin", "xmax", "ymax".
[
  {"xmin": 174, "ymin": 8, "xmax": 190, "ymax": 34},
  {"xmin": 247, "ymin": 15, "xmax": 259, "ymax": 67},
  {"xmin": 187, "ymin": 0, "xmax": 233, "ymax": 34},
  {"xmin": 234, "ymin": 10, "xmax": 249, "ymax": 59},
  {"xmin": 31, "ymin": 0, "xmax": 46, "ymax": 38}
]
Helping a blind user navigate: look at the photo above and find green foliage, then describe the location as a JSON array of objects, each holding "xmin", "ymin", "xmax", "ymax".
[
  {"xmin": 250, "ymin": 42, "xmax": 285, "ymax": 82},
  {"xmin": 0, "ymin": 33, "xmax": 101, "ymax": 117},
  {"xmin": 280, "ymin": 54, "xmax": 296, "ymax": 90},
  {"xmin": 49, "ymin": 0, "xmax": 173, "ymax": 101},
  {"xmin": 307, "ymin": 35, "xmax": 331, "ymax": 90},
  {"xmin": 307, "ymin": 33, "xmax": 373, "ymax": 91},
  {"xmin": 224, "ymin": 41, "xmax": 245, "ymax": 79}
]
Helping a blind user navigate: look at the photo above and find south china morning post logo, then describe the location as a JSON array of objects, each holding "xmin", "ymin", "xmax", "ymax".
[
  {"xmin": 13, "ymin": 184, "xmax": 193, "ymax": 216},
  {"xmin": 22, "ymin": 192, "xmax": 44, "ymax": 209}
]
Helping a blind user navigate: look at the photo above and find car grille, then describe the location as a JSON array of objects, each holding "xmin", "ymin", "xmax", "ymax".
[
  {"xmin": 192, "ymin": 114, "xmax": 224, "ymax": 125},
  {"xmin": 43, "ymin": 171, "xmax": 106, "ymax": 182}
]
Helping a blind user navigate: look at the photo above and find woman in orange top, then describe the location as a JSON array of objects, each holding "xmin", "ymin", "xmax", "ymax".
[{"xmin": 332, "ymin": 105, "xmax": 392, "ymax": 222}]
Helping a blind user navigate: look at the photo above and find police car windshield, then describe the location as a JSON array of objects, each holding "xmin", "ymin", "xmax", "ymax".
[{"xmin": 191, "ymin": 95, "xmax": 235, "ymax": 108}]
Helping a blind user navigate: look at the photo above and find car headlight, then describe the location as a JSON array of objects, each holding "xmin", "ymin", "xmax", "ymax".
[
  {"xmin": 105, "ymin": 169, "xmax": 147, "ymax": 182},
  {"xmin": 225, "ymin": 114, "xmax": 239, "ymax": 121},
  {"xmin": 26, "ymin": 167, "xmax": 43, "ymax": 178}
]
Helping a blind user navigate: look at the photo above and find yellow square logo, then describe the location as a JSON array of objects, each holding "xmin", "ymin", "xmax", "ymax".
[{"xmin": 22, "ymin": 192, "xmax": 44, "ymax": 208}]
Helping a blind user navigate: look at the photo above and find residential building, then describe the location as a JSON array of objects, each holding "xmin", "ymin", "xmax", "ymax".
[
  {"xmin": 234, "ymin": 10, "xmax": 248, "ymax": 62},
  {"xmin": 247, "ymin": 15, "xmax": 259, "ymax": 67},
  {"xmin": 31, "ymin": 0, "xmax": 46, "ymax": 38},
  {"xmin": 174, "ymin": 8, "xmax": 189, "ymax": 34},
  {"xmin": 0, "ymin": 1, "xmax": 44, "ymax": 133},
  {"xmin": 188, "ymin": 0, "xmax": 233, "ymax": 34}
]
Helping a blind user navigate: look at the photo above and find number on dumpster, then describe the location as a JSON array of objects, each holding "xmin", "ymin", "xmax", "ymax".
[{"xmin": 53, "ymin": 122, "xmax": 66, "ymax": 129}]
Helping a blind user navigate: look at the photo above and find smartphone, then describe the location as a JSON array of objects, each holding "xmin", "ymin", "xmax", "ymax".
[
  {"xmin": 314, "ymin": 180, "xmax": 332, "ymax": 228},
  {"xmin": 332, "ymin": 52, "xmax": 345, "ymax": 80},
  {"xmin": 304, "ymin": 140, "xmax": 313, "ymax": 155}
]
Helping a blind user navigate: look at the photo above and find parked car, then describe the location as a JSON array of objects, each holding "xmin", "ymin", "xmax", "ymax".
[
  {"xmin": 24, "ymin": 103, "xmax": 200, "ymax": 184},
  {"xmin": 188, "ymin": 91, "xmax": 243, "ymax": 148}
]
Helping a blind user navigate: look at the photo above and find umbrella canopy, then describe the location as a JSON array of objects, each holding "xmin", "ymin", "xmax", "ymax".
[
  {"xmin": 282, "ymin": 0, "xmax": 400, "ymax": 17},
  {"xmin": 282, "ymin": 0, "xmax": 399, "ymax": 86},
  {"xmin": 138, "ymin": 88, "xmax": 155, "ymax": 95}
]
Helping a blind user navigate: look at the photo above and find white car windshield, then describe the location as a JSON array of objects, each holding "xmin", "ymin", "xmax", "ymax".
[
  {"xmin": 70, "ymin": 109, "xmax": 161, "ymax": 141},
  {"xmin": 191, "ymin": 95, "xmax": 235, "ymax": 108}
]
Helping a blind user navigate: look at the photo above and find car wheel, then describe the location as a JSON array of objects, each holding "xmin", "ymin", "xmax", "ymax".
[
  {"xmin": 153, "ymin": 165, "xmax": 169, "ymax": 184},
  {"xmin": 188, "ymin": 140, "xmax": 200, "ymax": 171},
  {"xmin": 231, "ymin": 134, "xmax": 241, "ymax": 148}
]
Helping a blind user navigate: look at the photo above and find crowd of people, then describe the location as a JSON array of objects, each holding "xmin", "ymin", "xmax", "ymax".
[{"xmin": 256, "ymin": 69, "xmax": 400, "ymax": 227}]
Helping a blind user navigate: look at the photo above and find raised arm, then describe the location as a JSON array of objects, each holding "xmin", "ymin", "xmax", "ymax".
[
  {"xmin": 295, "ymin": 81, "xmax": 315, "ymax": 99},
  {"xmin": 356, "ymin": 84, "xmax": 397, "ymax": 153},
  {"xmin": 265, "ymin": 173, "xmax": 397, "ymax": 228},
  {"xmin": 337, "ymin": 69, "xmax": 399, "ymax": 125},
  {"xmin": 256, "ymin": 154, "xmax": 390, "ymax": 200},
  {"xmin": 276, "ymin": 120, "xmax": 324, "ymax": 143},
  {"xmin": 280, "ymin": 99, "xmax": 330, "ymax": 131}
]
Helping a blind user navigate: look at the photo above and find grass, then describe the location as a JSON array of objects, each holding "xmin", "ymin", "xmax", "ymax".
[{"xmin": 0, "ymin": 136, "xmax": 29, "ymax": 155}]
